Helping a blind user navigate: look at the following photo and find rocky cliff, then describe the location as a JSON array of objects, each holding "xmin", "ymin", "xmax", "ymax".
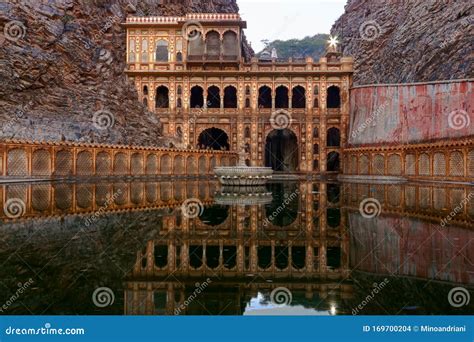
[
  {"xmin": 331, "ymin": 0, "xmax": 473, "ymax": 85},
  {"xmin": 0, "ymin": 0, "xmax": 251, "ymax": 146}
]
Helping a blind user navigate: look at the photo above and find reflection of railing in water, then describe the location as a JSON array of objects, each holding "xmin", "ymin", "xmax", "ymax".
[
  {"xmin": 343, "ymin": 182, "xmax": 474, "ymax": 285},
  {"xmin": 342, "ymin": 182, "xmax": 474, "ymax": 228},
  {"xmin": 0, "ymin": 140, "xmax": 237, "ymax": 179},
  {"xmin": 130, "ymin": 235, "xmax": 349, "ymax": 280},
  {"xmin": 0, "ymin": 180, "xmax": 219, "ymax": 221}
]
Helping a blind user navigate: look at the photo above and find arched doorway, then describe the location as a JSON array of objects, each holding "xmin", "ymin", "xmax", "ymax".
[
  {"xmin": 198, "ymin": 128, "xmax": 230, "ymax": 150},
  {"xmin": 265, "ymin": 129, "xmax": 298, "ymax": 172}
]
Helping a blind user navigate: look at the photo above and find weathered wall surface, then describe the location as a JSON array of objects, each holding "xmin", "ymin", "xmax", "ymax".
[
  {"xmin": 349, "ymin": 80, "xmax": 473, "ymax": 146},
  {"xmin": 349, "ymin": 214, "xmax": 474, "ymax": 285}
]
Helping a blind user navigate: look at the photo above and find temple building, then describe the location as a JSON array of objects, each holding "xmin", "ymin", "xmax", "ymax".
[{"xmin": 123, "ymin": 13, "xmax": 353, "ymax": 173}]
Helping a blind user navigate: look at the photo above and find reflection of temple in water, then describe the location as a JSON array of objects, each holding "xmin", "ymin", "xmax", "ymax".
[
  {"xmin": 124, "ymin": 182, "xmax": 352, "ymax": 315},
  {"xmin": 0, "ymin": 180, "xmax": 472, "ymax": 315}
]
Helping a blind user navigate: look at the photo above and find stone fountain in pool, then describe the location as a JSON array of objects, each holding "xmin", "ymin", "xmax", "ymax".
[{"xmin": 214, "ymin": 149, "xmax": 273, "ymax": 186}]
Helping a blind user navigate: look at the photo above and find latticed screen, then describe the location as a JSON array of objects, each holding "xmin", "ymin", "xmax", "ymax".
[
  {"xmin": 433, "ymin": 188, "xmax": 446, "ymax": 211},
  {"xmin": 186, "ymin": 156, "xmax": 196, "ymax": 174},
  {"xmin": 433, "ymin": 152, "xmax": 446, "ymax": 176},
  {"xmin": 146, "ymin": 183, "xmax": 158, "ymax": 203},
  {"xmin": 96, "ymin": 152, "xmax": 111, "ymax": 176},
  {"xmin": 372, "ymin": 184, "xmax": 384, "ymax": 204},
  {"xmin": 146, "ymin": 154, "xmax": 158, "ymax": 175},
  {"xmin": 32, "ymin": 149, "xmax": 51, "ymax": 176},
  {"xmin": 468, "ymin": 149, "xmax": 474, "ymax": 177},
  {"xmin": 76, "ymin": 184, "xmax": 93, "ymax": 209},
  {"xmin": 31, "ymin": 184, "xmax": 50, "ymax": 211},
  {"xmin": 96, "ymin": 184, "xmax": 112, "ymax": 206},
  {"xmin": 418, "ymin": 153, "xmax": 430, "ymax": 176},
  {"xmin": 7, "ymin": 149, "xmax": 28, "ymax": 176},
  {"xmin": 387, "ymin": 154, "xmax": 402, "ymax": 175},
  {"xmin": 6, "ymin": 185, "xmax": 27, "ymax": 207},
  {"xmin": 359, "ymin": 154, "xmax": 369, "ymax": 174},
  {"xmin": 54, "ymin": 184, "xmax": 72, "ymax": 210},
  {"xmin": 404, "ymin": 186, "xmax": 416, "ymax": 208},
  {"xmin": 449, "ymin": 189, "xmax": 465, "ymax": 213},
  {"xmin": 449, "ymin": 151, "xmax": 464, "ymax": 177},
  {"xmin": 131, "ymin": 183, "xmax": 145, "ymax": 204},
  {"xmin": 419, "ymin": 187, "xmax": 431, "ymax": 208},
  {"xmin": 174, "ymin": 156, "xmax": 184, "ymax": 175},
  {"xmin": 350, "ymin": 155, "xmax": 357, "ymax": 174},
  {"xmin": 372, "ymin": 154, "xmax": 385, "ymax": 175},
  {"xmin": 388, "ymin": 185, "xmax": 401, "ymax": 206},
  {"xmin": 405, "ymin": 154, "xmax": 416, "ymax": 175},
  {"xmin": 114, "ymin": 153, "xmax": 128, "ymax": 175},
  {"xmin": 161, "ymin": 155, "xmax": 171, "ymax": 174},
  {"xmin": 77, "ymin": 151, "xmax": 93, "ymax": 176},
  {"xmin": 115, "ymin": 184, "xmax": 128, "ymax": 205},
  {"xmin": 131, "ymin": 153, "xmax": 144, "ymax": 175}
]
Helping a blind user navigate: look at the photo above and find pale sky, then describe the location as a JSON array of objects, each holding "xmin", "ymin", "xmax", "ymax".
[{"xmin": 238, "ymin": 0, "xmax": 347, "ymax": 52}]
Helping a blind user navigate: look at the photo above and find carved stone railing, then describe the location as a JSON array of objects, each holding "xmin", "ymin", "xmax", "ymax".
[
  {"xmin": 0, "ymin": 140, "xmax": 237, "ymax": 180},
  {"xmin": 341, "ymin": 138, "xmax": 474, "ymax": 183}
]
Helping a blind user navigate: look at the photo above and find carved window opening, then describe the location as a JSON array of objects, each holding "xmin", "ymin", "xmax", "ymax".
[
  {"xmin": 275, "ymin": 86, "xmax": 289, "ymax": 109},
  {"xmin": 207, "ymin": 86, "xmax": 221, "ymax": 108},
  {"xmin": 205, "ymin": 31, "xmax": 220, "ymax": 58},
  {"xmin": 155, "ymin": 39, "xmax": 168, "ymax": 62},
  {"xmin": 245, "ymin": 98, "xmax": 250, "ymax": 108},
  {"xmin": 155, "ymin": 86, "xmax": 169, "ymax": 108},
  {"xmin": 244, "ymin": 127, "xmax": 251, "ymax": 139},
  {"xmin": 224, "ymin": 86, "xmax": 237, "ymax": 108},
  {"xmin": 188, "ymin": 31, "xmax": 204, "ymax": 58},
  {"xmin": 141, "ymin": 39, "xmax": 148, "ymax": 62},
  {"xmin": 258, "ymin": 86, "xmax": 272, "ymax": 108},
  {"xmin": 190, "ymin": 86, "xmax": 204, "ymax": 108},
  {"xmin": 327, "ymin": 127, "xmax": 340, "ymax": 147},
  {"xmin": 222, "ymin": 30, "xmax": 238, "ymax": 59},
  {"xmin": 129, "ymin": 39, "xmax": 135, "ymax": 62},
  {"xmin": 327, "ymin": 85, "xmax": 341, "ymax": 108},
  {"xmin": 327, "ymin": 152, "xmax": 340, "ymax": 172},
  {"xmin": 292, "ymin": 86, "xmax": 306, "ymax": 108}
]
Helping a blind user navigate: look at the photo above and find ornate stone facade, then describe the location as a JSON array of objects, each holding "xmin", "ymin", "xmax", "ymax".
[{"xmin": 124, "ymin": 14, "xmax": 353, "ymax": 173}]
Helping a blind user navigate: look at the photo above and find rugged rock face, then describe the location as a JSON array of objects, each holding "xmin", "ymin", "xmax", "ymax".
[
  {"xmin": 331, "ymin": 0, "xmax": 473, "ymax": 85},
  {"xmin": 0, "ymin": 0, "xmax": 250, "ymax": 146}
]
